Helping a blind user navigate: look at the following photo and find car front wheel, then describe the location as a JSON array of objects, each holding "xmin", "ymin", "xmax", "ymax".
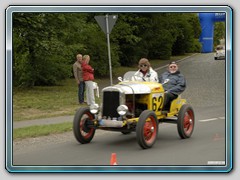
[
  {"xmin": 73, "ymin": 107, "xmax": 96, "ymax": 144},
  {"xmin": 136, "ymin": 110, "xmax": 158, "ymax": 149}
]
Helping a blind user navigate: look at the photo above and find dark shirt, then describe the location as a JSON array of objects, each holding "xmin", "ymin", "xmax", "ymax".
[{"xmin": 159, "ymin": 71, "xmax": 186, "ymax": 95}]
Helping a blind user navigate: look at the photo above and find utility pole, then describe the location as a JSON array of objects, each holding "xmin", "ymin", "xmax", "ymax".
[{"xmin": 95, "ymin": 15, "xmax": 118, "ymax": 86}]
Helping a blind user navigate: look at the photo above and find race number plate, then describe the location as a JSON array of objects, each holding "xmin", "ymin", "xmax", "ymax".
[{"xmin": 152, "ymin": 93, "xmax": 164, "ymax": 112}]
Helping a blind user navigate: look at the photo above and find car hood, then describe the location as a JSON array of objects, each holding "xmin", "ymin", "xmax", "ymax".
[{"xmin": 102, "ymin": 81, "xmax": 163, "ymax": 94}]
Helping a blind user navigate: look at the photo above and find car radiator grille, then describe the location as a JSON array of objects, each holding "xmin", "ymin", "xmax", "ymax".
[{"xmin": 102, "ymin": 91, "xmax": 120, "ymax": 118}]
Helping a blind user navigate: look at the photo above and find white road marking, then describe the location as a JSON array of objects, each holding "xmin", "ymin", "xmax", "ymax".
[{"xmin": 199, "ymin": 117, "xmax": 224, "ymax": 122}]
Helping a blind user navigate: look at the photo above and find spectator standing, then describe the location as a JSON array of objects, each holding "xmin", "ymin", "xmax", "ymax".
[
  {"xmin": 73, "ymin": 54, "xmax": 85, "ymax": 104},
  {"xmin": 82, "ymin": 55, "xmax": 95, "ymax": 106}
]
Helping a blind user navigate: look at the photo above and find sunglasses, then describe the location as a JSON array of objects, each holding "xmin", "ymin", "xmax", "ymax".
[
  {"xmin": 139, "ymin": 64, "xmax": 148, "ymax": 67},
  {"xmin": 169, "ymin": 65, "xmax": 177, "ymax": 69}
]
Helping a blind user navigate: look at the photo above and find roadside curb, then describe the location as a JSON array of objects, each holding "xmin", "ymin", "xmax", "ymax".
[
  {"xmin": 13, "ymin": 115, "xmax": 74, "ymax": 129},
  {"xmin": 154, "ymin": 53, "xmax": 199, "ymax": 71}
]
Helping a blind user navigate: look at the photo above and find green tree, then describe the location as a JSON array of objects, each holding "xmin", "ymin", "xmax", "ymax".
[
  {"xmin": 12, "ymin": 12, "xmax": 202, "ymax": 87},
  {"xmin": 145, "ymin": 13, "xmax": 176, "ymax": 59},
  {"xmin": 13, "ymin": 13, "xmax": 75, "ymax": 86},
  {"xmin": 171, "ymin": 13, "xmax": 201, "ymax": 55},
  {"xmin": 214, "ymin": 22, "xmax": 225, "ymax": 47},
  {"xmin": 111, "ymin": 13, "xmax": 143, "ymax": 66}
]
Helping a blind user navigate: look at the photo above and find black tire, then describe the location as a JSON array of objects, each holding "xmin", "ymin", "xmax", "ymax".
[
  {"xmin": 177, "ymin": 104, "xmax": 195, "ymax": 139},
  {"xmin": 136, "ymin": 110, "xmax": 158, "ymax": 149},
  {"xmin": 73, "ymin": 107, "xmax": 95, "ymax": 144}
]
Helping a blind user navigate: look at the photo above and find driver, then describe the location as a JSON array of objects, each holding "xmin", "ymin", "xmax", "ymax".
[
  {"xmin": 133, "ymin": 58, "xmax": 158, "ymax": 82},
  {"xmin": 159, "ymin": 61, "xmax": 186, "ymax": 111}
]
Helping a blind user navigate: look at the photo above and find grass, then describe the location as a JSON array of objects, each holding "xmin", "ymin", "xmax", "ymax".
[
  {"xmin": 13, "ymin": 78, "xmax": 103, "ymax": 121},
  {"xmin": 13, "ymin": 122, "xmax": 72, "ymax": 140},
  {"xmin": 13, "ymin": 65, "xmax": 139, "ymax": 121}
]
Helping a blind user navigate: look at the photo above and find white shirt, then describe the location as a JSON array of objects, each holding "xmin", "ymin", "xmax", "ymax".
[{"xmin": 132, "ymin": 67, "xmax": 158, "ymax": 82}]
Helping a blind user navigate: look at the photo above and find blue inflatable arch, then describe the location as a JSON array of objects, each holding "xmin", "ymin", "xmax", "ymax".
[{"xmin": 199, "ymin": 13, "xmax": 225, "ymax": 53}]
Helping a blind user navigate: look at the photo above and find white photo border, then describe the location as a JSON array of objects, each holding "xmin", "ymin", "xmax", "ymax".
[{"xmin": 5, "ymin": 5, "xmax": 233, "ymax": 173}]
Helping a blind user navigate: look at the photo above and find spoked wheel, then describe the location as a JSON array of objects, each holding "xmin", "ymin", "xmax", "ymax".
[
  {"xmin": 73, "ymin": 107, "xmax": 96, "ymax": 144},
  {"xmin": 136, "ymin": 110, "xmax": 158, "ymax": 149},
  {"xmin": 177, "ymin": 104, "xmax": 195, "ymax": 139}
]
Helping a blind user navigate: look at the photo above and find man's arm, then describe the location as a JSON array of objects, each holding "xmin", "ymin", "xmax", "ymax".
[
  {"xmin": 168, "ymin": 74, "xmax": 186, "ymax": 95},
  {"xmin": 73, "ymin": 64, "xmax": 79, "ymax": 84}
]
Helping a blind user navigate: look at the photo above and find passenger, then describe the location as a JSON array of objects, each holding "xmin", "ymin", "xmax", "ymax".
[
  {"xmin": 159, "ymin": 61, "xmax": 186, "ymax": 111},
  {"xmin": 133, "ymin": 58, "xmax": 158, "ymax": 82}
]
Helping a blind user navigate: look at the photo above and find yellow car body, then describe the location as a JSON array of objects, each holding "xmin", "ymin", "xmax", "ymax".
[
  {"xmin": 73, "ymin": 72, "xmax": 194, "ymax": 149},
  {"xmin": 114, "ymin": 81, "xmax": 186, "ymax": 126}
]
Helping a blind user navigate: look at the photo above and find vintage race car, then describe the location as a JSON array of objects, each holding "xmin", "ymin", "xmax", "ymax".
[
  {"xmin": 214, "ymin": 45, "xmax": 225, "ymax": 60},
  {"xmin": 73, "ymin": 71, "xmax": 195, "ymax": 149}
]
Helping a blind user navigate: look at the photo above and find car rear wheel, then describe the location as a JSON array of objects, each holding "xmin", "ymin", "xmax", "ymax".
[
  {"xmin": 177, "ymin": 104, "xmax": 195, "ymax": 139},
  {"xmin": 136, "ymin": 110, "xmax": 158, "ymax": 149},
  {"xmin": 73, "ymin": 107, "xmax": 95, "ymax": 144}
]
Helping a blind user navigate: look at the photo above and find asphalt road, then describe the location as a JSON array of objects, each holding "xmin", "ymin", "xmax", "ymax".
[{"xmin": 12, "ymin": 53, "xmax": 227, "ymax": 168}]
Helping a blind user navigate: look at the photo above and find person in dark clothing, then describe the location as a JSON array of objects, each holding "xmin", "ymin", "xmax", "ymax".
[
  {"xmin": 159, "ymin": 61, "xmax": 186, "ymax": 111},
  {"xmin": 73, "ymin": 54, "xmax": 85, "ymax": 104}
]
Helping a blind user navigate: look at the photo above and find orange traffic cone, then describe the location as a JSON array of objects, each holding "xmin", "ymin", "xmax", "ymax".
[{"xmin": 110, "ymin": 153, "xmax": 118, "ymax": 165}]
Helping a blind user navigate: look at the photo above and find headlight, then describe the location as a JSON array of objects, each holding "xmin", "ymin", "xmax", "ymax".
[
  {"xmin": 117, "ymin": 105, "xmax": 128, "ymax": 116},
  {"xmin": 90, "ymin": 103, "xmax": 99, "ymax": 114}
]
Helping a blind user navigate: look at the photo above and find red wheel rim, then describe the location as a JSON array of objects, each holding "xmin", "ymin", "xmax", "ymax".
[
  {"xmin": 183, "ymin": 109, "xmax": 194, "ymax": 135},
  {"xmin": 143, "ymin": 116, "xmax": 157, "ymax": 144},
  {"xmin": 79, "ymin": 112, "xmax": 94, "ymax": 139}
]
